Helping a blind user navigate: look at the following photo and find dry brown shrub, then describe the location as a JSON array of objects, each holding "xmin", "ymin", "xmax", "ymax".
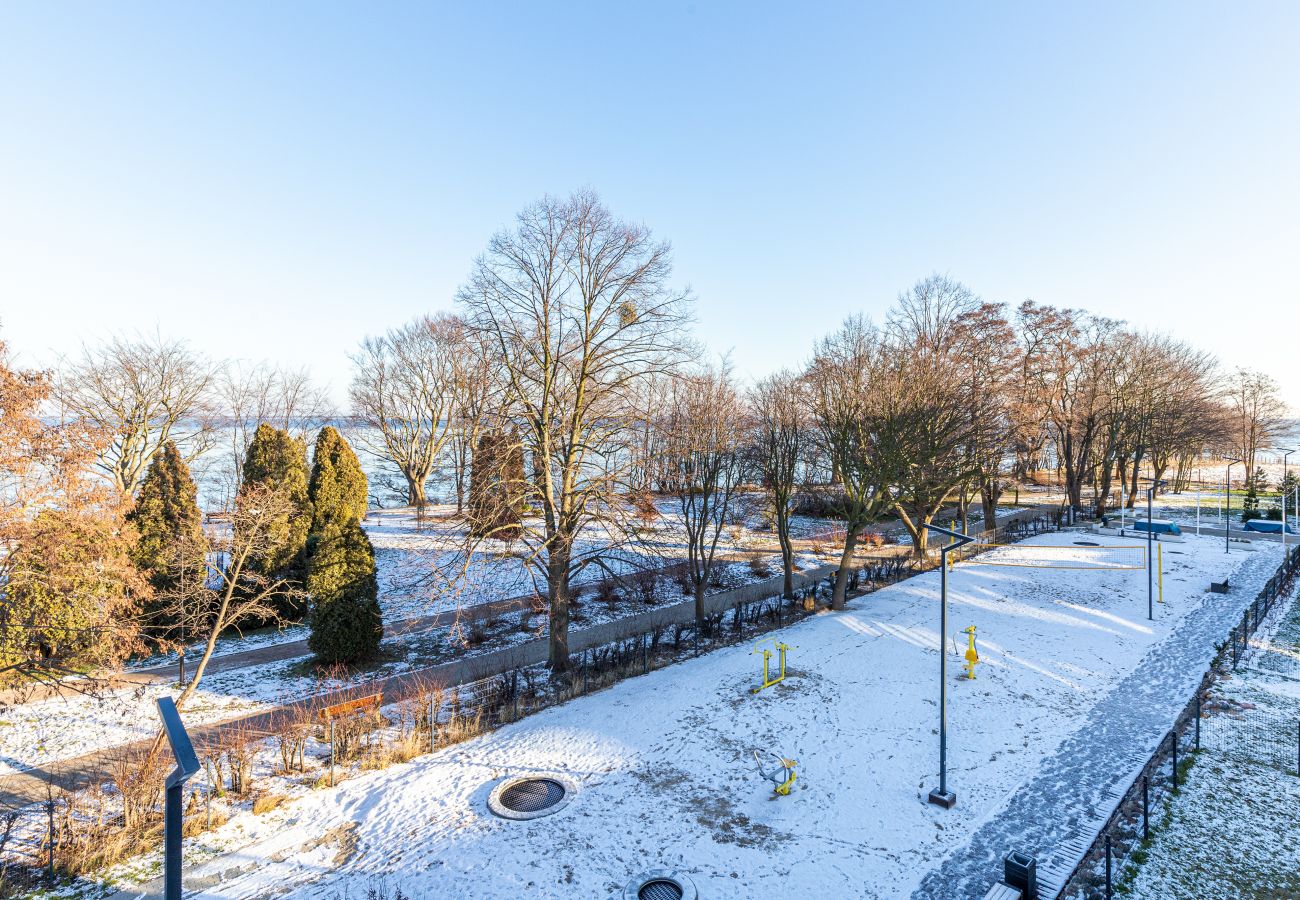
[{"xmin": 251, "ymin": 793, "xmax": 289, "ymax": 815}]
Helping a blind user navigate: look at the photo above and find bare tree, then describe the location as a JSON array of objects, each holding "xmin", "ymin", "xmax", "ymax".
[
  {"xmin": 174, "ymin": 483, "xmax": 304, "ymax": 708},
  {"xmin": 215, "ymin": 361, "xmax": 332, "ymax": 506},
  {"xmin": 350, "ymin": 313, "xmax": 464, "ymax": 506},
  {"xmin": 807, "ymin": 316, "xmax": 898, "ymax": 609},
  {"xmin": 56, "ymin": 334, "xmax": 218, "ymax": 494},
  {"xmin": 446, "ymin": 330, "xmax": 497, "ymax": 513},
  {"xmin": 458, "ymin": 190, "xmax": 691, "ymax": 672},
  {"xmin": 749, "ymin": 369, "xmax": 807, "ymax": 598},
  {"xmin": 1225, "ymin": 368, "xmax": 1288, "ymax": 484},
  {"xmin": 661, "ymin": 364, "xmax": 748, "ymax": 629}
]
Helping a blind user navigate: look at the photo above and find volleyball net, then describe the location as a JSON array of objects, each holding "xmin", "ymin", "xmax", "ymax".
[{"xmin": 956, "ymin": 542, "xmax": 1147, "ymax": 571}]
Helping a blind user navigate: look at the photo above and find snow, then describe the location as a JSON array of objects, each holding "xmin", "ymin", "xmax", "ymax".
[
  {"xmin": 0, "ymin": 543, "xmax": 800, "ymax": 779},
  {"xmin": 1125, "ymin": 585, "xmax": 1300, "ymax": 899},
  {"xmin": 94, "ymin": 531, "xmax": 1282, "ymax": 900}
]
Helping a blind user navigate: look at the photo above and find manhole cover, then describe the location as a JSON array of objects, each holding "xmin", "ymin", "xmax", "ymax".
[
  {"xmin": 500, "ymin": 778, "xmax": 565, "ymax": 813},
  {"xmin": 487, "ymin": 773, "xmax": 577, "ymax": 820},
  {"xmin": 639, "ymin": 881, "xmax": 683, "ymax": 900},
  {"xmin": 623, "ymin": 871, "xmax": 698, "ymax": 900}
]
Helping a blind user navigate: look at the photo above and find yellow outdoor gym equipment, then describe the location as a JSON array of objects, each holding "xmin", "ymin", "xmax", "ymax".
[
  {"xmin": 960, "ymin": 625, "xmax": 980, "ymax": 680},
  {"xmin": 751, "ymin": 639, "xmax": 791, "ymax": 693},
  {"xmin": 753, "ymin": 748, "xmax": 797, "ymax": 796}
]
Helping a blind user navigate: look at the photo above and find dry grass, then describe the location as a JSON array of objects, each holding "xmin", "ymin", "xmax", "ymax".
[{"xmin": 251, "ymin": 793, "xmax": 289, "ymax": 815}]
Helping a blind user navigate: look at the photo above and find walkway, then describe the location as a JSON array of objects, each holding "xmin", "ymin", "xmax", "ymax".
[{"xmin": 911, "ymin": 545, "xmax": 1286, "ymax": 899}]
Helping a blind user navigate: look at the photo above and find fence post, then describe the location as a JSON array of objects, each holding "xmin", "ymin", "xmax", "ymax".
[
  {"xmin": 46, "ymin": 797, "xmax": 55, "ymax": 885},
  {"xmin": 582, "ymin": 650, "xmax": 589, "ymax": 694},
  {"xmin": 1171, "ymin": 730, "xmax": 1179, "ymax": 788},
  {"xmin": 431, "ymin": 693, "xmax": 438, "ymax": 753},
  {"xmin": 1192, "ymin": 695, "xmax": 1200, "ymax": 751},
  {"xmin": 642, "ymin": 634, "xmax": 648, "ymax": 675},
  {"xmin": 329, "ymin": 719, "xmax": 336, "ymax": 787},
  {"xmin": 1142, "ymin": 775, "xmax": 1149, "ymax": 841},
  {"xmin": 1105, "ymin": 835, "xmax": 1112, "ymax": 899}
]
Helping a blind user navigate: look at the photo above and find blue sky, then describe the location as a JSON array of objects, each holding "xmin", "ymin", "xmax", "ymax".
[{"xmin": 2, "ymin": 2, "xmax": 1298, "ymax": 407}]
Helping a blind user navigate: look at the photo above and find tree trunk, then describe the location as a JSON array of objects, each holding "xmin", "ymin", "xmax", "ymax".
[
  {"xmin": 980, "ymin": 480, "xmax": 999, "ymax": 532},
  {"xmin": 406, "ymin": 473, "xmax": 427, "ymax": 507},
  {"xmin": 777, "ymin": 512, "xmax": 795, "ymax": 599},
  {"xmin": 831, "ymin": 530, "xmax": 859, "ymax": 610},
  {"xmin": 694, "ymin": 579, "xmax": 707, "ymax": 633},
  {"xmin": 1126, "ymin": 451, "xmax": 1142, "ymax": 508},
  {"xmin": 546, "ymin": 545, "xmax": 571, "ymax": 674}
]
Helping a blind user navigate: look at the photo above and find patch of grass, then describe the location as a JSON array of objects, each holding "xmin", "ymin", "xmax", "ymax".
[{"xmin": 251, "ymin": 793, "xmax": 289, "ymax": 815}]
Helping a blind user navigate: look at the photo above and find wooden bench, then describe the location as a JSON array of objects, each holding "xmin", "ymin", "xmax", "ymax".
[
  {"xmin": 318, "ymin": 693, "xmax": 383, "ymax": 721},
  {"xmin": 982, "ymin": 883, "xmax": 1022, "ymax": 900}
]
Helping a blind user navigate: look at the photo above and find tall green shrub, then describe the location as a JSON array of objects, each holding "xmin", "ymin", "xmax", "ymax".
[
  {"xmin": 127, "ymin": 441, "xmax": 206, "ymax": 640},
  {"xmin": 308, "ymin": 426, "xmax": 368, "ymax": 533},
  {"xmin": 307, "ymin": 518, "xmax": 383, "ymax": 663},
  {"xmin": 467, "ymin": 427, "xmax": 525, "ymax": 539},
  {"xmin": 240, "ymin": 424, "xmax": 312, "ymax": 616}
]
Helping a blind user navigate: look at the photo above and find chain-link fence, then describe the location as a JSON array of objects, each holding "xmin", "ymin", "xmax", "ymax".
[{"xmin": 1201, "ymin": 706, "xmax": 1300, "ymax": 777}]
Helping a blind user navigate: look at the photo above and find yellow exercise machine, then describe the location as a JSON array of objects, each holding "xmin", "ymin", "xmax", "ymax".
[
  {"xmin": 753, "ymin": 748, "xmax": 797, "ymax": 796},
  {"xmin": 959, "ymin": 625, "xmax": 980, "ymax": 680},
  {"xmin": 751, "ymin": 639, "xmax": 791, "ymax": 693}
]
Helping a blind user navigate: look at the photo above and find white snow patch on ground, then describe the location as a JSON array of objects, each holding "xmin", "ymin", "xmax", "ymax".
[{"xmin": 127, "ymin": 533, "xmax": 1280, "ymax": 900}]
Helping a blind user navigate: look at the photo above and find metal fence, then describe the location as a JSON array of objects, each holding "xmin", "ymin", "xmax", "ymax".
[
  {"xmin": 1056, "ymin": 542, "xmax": 1300, "ymax": 900},
  {"xmin": 0, "ymin": 505, "xmax": 1071, "ymax": 897},
  {"xmin": 1201, "ymin": 706, "xmax": 1300, "ymax": 777}
]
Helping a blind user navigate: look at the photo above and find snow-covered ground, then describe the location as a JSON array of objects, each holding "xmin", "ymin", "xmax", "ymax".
[
  {"xmin": 0, "ymin": 549, "xmax": 810, "ymax": 779},
  {"xmin": 97, "ymin": 531, "xmax": 1282, "ymax": 900},
  {"xmin": 1126, "ymin": 583, "xmax": 1300, "ymax": 899}
]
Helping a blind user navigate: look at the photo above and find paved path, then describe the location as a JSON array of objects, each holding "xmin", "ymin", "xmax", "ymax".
[
  {"xmin": 910, "ymin": 545, "xmax": 1288, "ymax": 899},
  {"xmin": 0, "ymin": 564, "xmax": 838, "ymax": 807}
]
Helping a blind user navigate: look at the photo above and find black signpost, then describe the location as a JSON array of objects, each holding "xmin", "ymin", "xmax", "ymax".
[
  {"xmin": 920, "ymin": 522, "xmax": 975, "ymax": 809},
  {"xmin": 157, "ymin": 696, "xmax": 200, "ymax": 900}
]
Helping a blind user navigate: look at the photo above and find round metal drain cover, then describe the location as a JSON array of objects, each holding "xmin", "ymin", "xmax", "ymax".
[
  {"xmin": 623, "ymin": 871, "xmax": 698, "ymax": 900},
  {"xmin": 487, "ymin": 773, "xmax": 577, "ymax": 820},
  {"xmin": 639, "ymin": 880, "xmax": 683, "ymax": 900},
  {"xmin": 501, "ymin": 778, "xmax": 565, "ymax": 812}
]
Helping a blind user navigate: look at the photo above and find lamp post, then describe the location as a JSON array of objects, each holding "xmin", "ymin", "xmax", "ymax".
[
  {"xmin": 920, "ymin": 522, "xmax": 975, "ymax": 810},
  {"xmin": 1146, "ymin": 487, "xmax": 1155, "ymax": 621},
  {"xmin": 1224, "ymin": 458, "xmax": 1241, "ymax": 554},
  {"xmin": 1279, "ymin": 449, "xmax": 1295, "ymax": 550}
]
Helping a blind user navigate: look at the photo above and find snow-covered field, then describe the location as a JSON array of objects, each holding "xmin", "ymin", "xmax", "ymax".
[
  {"xmin": 1126, "ymin": 584, "xmax": 1300, "ymax": 899},
  {"xmin": 106, "ymin": 531, "xmax": 1281, "ymax": 899}
]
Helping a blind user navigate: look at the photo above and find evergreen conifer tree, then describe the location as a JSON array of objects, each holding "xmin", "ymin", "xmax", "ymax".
[
  {"xmin": 240, "ymin": 424, "xmax": 312, "ymax": 616},
  {"xmin": 308, "ymin": 426, "xmax": 368, "ymax": 533},
  {"xmin": 127, "ymin": 441, "xmax": 206, "ymax": 640},
  {"xmin": 307, "ymin": 518, "xmax": 383, "ymax": 663},
  {"xmin": 468, "ymin": 428, "xmax": 525, "ymax": 539}
]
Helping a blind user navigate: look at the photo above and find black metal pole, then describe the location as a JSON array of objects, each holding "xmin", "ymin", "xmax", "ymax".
[
  {"xmin": 164, "ymin": 778, "xmax": 183, "ymax": 899},
  {"xmin": 939, "ymin": 545, "xmax": 949, "ymax": 799},
  {"xmin": 1105, "ymin": 835, "xmax": 1113, "ymax": 898},
  {"xmin": 1195, "ymin": 693, "xmax": 1201, "ymax": 750},
  {"xmin": 1172, "ymin": 731, "xmax": 1179, "ymax": 788},
  {"xmin": 1147, "ymin": 488, "xmax": 1154, "ymax": 621},
  {"xmin": 1226, "ymin": 462, "xmax": 1235, "ymax": 554},
  {"xmin": 1142, "ymin": 775, "xmax": 1149, "ymax": 841}
]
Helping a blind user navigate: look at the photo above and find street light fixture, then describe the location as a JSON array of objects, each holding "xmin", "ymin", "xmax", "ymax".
[
  {"xmin": 1277, "ymin": 448, "xmax": 1295, "ymax": 551},
  {"xmin": 1224, "ymin": 457, "xmax": 1242, "ymax": 554},
  {"xmin": 919, "ymin": 522, "xmax": 975, "ymax": 810}
]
